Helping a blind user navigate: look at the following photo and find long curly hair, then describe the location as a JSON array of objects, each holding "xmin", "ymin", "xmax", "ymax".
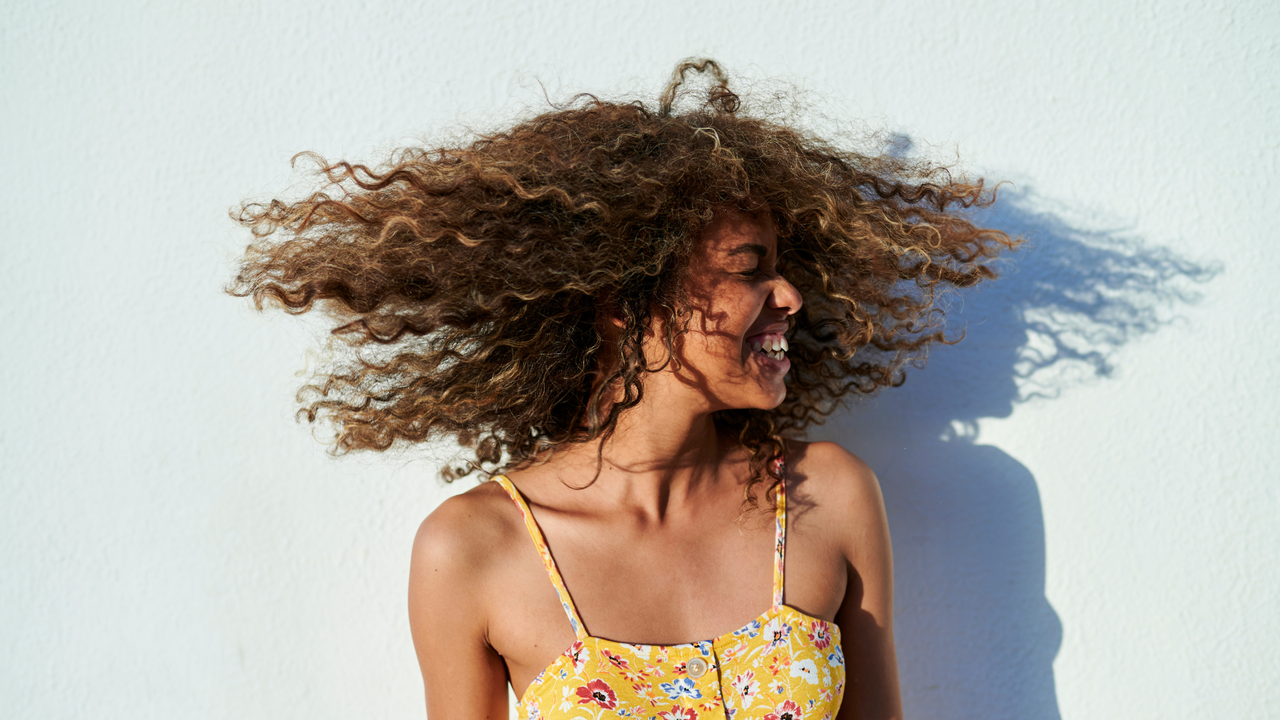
[{"xmin": 229, "ymin": 59, "xmax": 1018, "ymax": 499}]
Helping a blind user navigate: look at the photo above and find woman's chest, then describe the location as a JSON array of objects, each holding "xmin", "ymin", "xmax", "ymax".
[
  {"xmin": 555, "ymin": 521, "xmax": 779, "ymax": 641},
  {"xmin": 489, "ymin": 513, "xmax": 847, "ymax": 699},
  {"xmin": 510, "ymin": 607, "xmax": 848, "ymax": 720}
]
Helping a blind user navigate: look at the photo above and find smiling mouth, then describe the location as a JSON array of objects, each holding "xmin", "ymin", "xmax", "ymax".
[{"xmin": 748, "ymin": 334, "xmax": 789, "ymax": 361}]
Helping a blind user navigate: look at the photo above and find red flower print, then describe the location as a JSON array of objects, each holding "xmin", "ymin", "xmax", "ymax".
[
  {"xmin": 602, "ymin": 648, "xmax": 631, "ymax": 670},
  {"xmin": 763, "ymin": 699, "xmax": 803, "ymax": 720},
  {"xmin": 768, "ymin": 653, "xmax": 791, "ymax": 677},
  {"xmin": 807, "ymin": 623, "xmax": 832, "ymax": 650},
  {"xmin": 658, "ymin": 707, "xmax": 699, "ymax": 720},
  {"xmin": 575, "ymin": 679, "xmax": 619, "ymax": 710},
  {"xmin": 732, "ymin": 670, "xmax": 759, "ymax": 706},
  {"xmin": 567, "ymin": 641, "xmax": 590, "ymax": 673}
]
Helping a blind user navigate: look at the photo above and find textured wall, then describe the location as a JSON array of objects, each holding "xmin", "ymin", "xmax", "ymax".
[{"xmin": 2, "ymin": 1, "xmax": 1276, "ymax": 718}]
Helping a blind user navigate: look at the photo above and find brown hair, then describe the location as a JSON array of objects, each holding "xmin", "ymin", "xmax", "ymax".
[{"xmin": 229, "ymin": 59, "xmax": 1017, "ymax": 499}]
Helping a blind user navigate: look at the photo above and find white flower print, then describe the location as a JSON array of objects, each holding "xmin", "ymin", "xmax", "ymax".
[
  {"xmin": 761, "ymin": 617, "xmax": 792, "ymax": 651},
  {"xmin": 732, "ymin": 670, "xmax": 760, "ymax": 708},
  {"xmin": 622, "ymin": 643, "xmax": 653, "ymax": 660},
  {"xmin": 790, "ymin": 658, "xmax": 819, "ymax": 684}
]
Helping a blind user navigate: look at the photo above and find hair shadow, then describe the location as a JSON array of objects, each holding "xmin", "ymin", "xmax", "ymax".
[{"xmin": 813, "ymin": 186, "xmax": 1215, "ymax": 720}]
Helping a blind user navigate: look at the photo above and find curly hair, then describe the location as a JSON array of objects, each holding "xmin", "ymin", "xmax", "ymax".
[{"xmin": 229, "ymin": 59, "xmax": 1018, "ymax": 500}]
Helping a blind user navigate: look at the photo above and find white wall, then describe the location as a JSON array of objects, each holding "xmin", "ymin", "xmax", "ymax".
[{"xmin": 3, "ymin": 1, "xmax": 1276, "ymax": 718}]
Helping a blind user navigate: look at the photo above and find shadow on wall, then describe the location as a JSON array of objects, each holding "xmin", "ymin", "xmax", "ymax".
[{"xmin": 813, "ymin": 187, "xmax": 1215, "ymax": 720}]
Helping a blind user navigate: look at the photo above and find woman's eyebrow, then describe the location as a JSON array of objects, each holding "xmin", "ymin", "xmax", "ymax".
[{"xmin": 727, "ymin": 243, "xmax": 768, "ymax": 257}]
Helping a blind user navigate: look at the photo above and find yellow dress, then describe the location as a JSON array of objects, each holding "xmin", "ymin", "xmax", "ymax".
[{"xmin": 491, "ymin": 461, "xmax": 845, "ymax": 720}]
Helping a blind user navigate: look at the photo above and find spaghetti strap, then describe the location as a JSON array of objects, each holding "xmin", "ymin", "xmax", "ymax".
[
  {"xmin": 772, "ymin": 455, "xmax": 787, "ymax": 608},
  {"xmin": 490, "ymin": 475, "xmax": 589, "ymax": 640}
]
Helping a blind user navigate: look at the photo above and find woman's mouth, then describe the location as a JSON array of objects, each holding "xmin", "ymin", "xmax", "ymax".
[{"xmin": 747, "ymin": 333, "xmax": 789, "ymax": 361}]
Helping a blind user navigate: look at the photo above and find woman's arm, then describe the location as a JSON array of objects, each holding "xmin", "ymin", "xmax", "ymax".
[
  {"xmin": 808, "ymin": 442, "xmax": 903, "ymax": 720},
  {"xmin": 408, "ymin": 493, "xmax": 511, "ymax": 720}
]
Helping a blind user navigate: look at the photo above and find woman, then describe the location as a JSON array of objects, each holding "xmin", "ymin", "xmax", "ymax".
[{"xmin": 231, "ymin": 60, "xmax": 1015, "ymax": 720}]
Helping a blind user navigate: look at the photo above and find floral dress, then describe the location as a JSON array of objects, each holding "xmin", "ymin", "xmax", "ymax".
[{"xmin": 491, "ymin": 460, "xmax": 845, "ymax": 720}]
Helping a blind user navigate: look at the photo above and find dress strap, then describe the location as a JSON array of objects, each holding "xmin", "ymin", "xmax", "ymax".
[
  {"xmin": 772, "ymin": 455, "xmax": 787, "ymax": 608},
  {"xmin": 490, "ymin": 475, "xmax": 589, "ymax": 640}
]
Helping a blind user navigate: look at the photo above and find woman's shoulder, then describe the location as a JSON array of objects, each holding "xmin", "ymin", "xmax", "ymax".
[
  {"xmin": 410, "ymin": 478, "xmax": 527, "ymax": 596},
  {"xmin": 783, "ymin": 440, "xmax": 887, "ymax": 557},
  {"xmin": 785, "ymin": 439, "xmax": 879, "ymax": 498}
]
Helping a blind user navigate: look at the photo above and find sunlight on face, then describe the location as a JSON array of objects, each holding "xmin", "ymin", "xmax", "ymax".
[{"xmin": 662, "ymin": 209, "xmax": 803, "ymax": 412}]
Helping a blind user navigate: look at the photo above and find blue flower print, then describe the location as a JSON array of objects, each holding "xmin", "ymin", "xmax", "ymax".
[
  {"xmin": 734, "ymin": 619, "xmax": 763, "ymax": 639},
  {"xmin": 659, "ymin": 677, "xmax": 702, "ymax": 700},
  {"xmin": 826, "ymin": 645, "xmax": 845, "ymax": 666}
]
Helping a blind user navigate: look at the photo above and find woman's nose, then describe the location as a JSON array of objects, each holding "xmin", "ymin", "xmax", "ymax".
[{"xmin": 769, "ymin": 273, "xmax": 803, "ymax": 315}]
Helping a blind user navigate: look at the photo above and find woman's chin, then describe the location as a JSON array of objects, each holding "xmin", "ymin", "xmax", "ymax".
[{"xmin": 727, "ymin": 384, "xmax": 789, "ymax": 412}]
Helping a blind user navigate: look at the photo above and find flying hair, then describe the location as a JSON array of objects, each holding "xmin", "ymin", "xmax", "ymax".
[{"xmin": 228, "ymin": 58, "xmax": 1019, "ymax": 502}]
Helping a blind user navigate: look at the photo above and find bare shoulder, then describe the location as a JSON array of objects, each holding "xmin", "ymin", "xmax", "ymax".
[
  {"xmin": 786, "ymin": 440, "xmax": 881, "ymax": 508},
  {"xmin": 784, "ymin": 440, "xmax": 888, "ymax": 560},
  {"xmin": 409, "ymin": 479, "xmax": 524, "ymax": 617},
  {"xmin": 412, "ymin": 480, "xmax": 520, "ymax": 571}
]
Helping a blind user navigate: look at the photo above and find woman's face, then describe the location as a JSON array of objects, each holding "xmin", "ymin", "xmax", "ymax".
[{"xmin": 660, "ymin": 209, "xmax": 803, "ymax": 412}]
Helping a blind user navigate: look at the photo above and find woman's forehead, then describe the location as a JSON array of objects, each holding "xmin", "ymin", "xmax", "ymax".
[{"xmin": 698, "ymin": 209, "xmax": 778, "ymax": 258}]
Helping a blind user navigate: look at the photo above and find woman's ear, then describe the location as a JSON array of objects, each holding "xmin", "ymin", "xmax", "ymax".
[{"xmin": 597, "ymin": 293, "xmax": 627, "ymax": 330}]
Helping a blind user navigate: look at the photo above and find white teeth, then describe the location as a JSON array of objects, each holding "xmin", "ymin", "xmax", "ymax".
[{"xmin": 749, "ymin": 335, "xmax": 788, "ymax": 360}]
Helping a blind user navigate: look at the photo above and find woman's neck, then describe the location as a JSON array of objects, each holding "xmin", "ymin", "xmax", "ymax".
[{"xmin": 544, "ymin": 393, "xmax": 735, "ymax": 521}]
